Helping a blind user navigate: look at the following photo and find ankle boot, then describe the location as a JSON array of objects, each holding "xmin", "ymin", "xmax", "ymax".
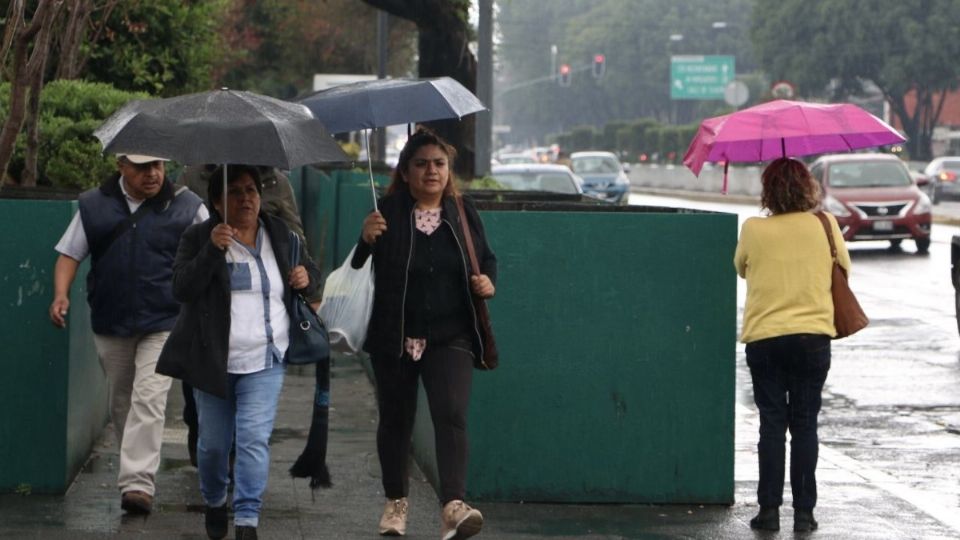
[
  {"xmin": 749, "ymin": 506, "xmax": 780, "ymax": 531},
  {"xmin": 794, "ymin": 509, "xmax": 818, "ymax": 532}
]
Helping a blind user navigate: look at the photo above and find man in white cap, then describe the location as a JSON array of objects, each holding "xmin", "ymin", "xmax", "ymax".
[{"xmin": 48, "ymin": 154, "xmax": 208, "ymax": 514}]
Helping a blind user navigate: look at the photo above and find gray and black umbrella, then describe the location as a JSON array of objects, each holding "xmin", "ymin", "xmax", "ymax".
[
  {"xmin": 94, "ymin": 88, "xmax": 348, "ymax": 213},
  {"xmin": 95, "ymin": 88, "xmax": 348, "ymax": 169}
]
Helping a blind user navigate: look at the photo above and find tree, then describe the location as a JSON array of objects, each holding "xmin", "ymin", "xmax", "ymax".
[
  {"xmin": 82, "ymin": 0, "xmax": 228, "ymax": 97},
  {"xmin": 495, "ymin": 0, "xmax": 756, "ymax": 146},
  {"xmin": 751, "ymin": 0, "xmax": 960, "ymax": 160},
  {"xmin": 216, "ymin": 0, "xmax": 416, "ymax": 99},
  {"xmin": 0, "ymin": 0, "xmax": 62, "ymax": 188},
  {"xmin": 360, "ymin": 0, "xmax": 477, "ymax": 178}
]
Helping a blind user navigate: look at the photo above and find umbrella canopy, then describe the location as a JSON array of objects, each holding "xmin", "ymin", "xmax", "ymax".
[
  {"xmin": 683, "ymin": 99, "xmax": 906, "ymax": 178},
  {"xmin": 94, "ymin": 88, "xmax": 348, "ymax": 169},
  {"xmin": 297, "ymin": 76, "xmax": 486, "ymax": 133}
]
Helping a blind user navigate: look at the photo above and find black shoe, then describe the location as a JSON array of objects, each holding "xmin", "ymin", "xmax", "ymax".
[
  {"xmin": 235, "ymin": 525, "xmax": 258, "ymax": 540},
  {"xmin": 794, "ymin": 509, "xmax": 818, "ymax": 532},
  {"xmin": 204, "ymin": 504, "xmax": 228, "ymax": 540},
  {"xmin": 749, "ymin": 506, "xmax": 780, "ymax": 531}
]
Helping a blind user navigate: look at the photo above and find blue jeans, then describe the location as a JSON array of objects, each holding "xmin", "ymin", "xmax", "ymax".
[
  {"xmin": 194, "ymin": 362, "xmax": 284, "ymax": 527},
  {"xmin": 746, "ymin": 333, "xmax": 830, "ymax": 510}
]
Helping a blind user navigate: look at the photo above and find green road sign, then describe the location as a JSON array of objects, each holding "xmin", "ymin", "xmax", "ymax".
[{"xmin": 671, "ymin": 55, "xmax": 735, "ymax": 100}]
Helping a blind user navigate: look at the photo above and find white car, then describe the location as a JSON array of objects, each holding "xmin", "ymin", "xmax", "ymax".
[{"xmin": 490, "ymin": 164, "xmax": 584, "ymax": 195}]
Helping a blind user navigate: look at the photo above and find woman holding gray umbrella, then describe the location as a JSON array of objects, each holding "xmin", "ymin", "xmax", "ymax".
[
  {"xmin": 353, "ymin": 128, "xmax": 497, "ymax": 539},
  {"xmin": 157, "ymin": 165, "xmax": 321, "ymax": 540},
  {"xmin": 734, "ymin": 158, "xmax": 851, "ymax": 533}
]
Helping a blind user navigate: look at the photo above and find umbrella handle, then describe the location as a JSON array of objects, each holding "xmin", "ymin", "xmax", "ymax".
[
  {"xmin": 223, "ymin": 164, "xmax": 228, "ymax": 224},
  {"xmin": 364, "ymin": 129, "xmax": 378, "ymax": 212}
]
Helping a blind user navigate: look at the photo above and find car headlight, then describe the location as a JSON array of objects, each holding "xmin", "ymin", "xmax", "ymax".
[
  {"xmin": 823, "ymin": 194, "xmax": 851, "ymax": 217},
  {"xmin": 913, "ymin": 192, "xmax": 932, "ymax": 215}
]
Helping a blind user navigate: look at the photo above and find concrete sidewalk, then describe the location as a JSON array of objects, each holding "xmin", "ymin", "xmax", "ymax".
[{"xmin": 2, "ymin": 357, "xmax": 959, "ymax": 539}]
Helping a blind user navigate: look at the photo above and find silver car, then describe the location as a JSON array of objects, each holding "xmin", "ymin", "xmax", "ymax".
[
  {"xmin": 924, "ymin": 156, "xmax": 960, "ymax": 203},
  {"xmin": 490, "ymin": 164, "xmax": 584, "ymax": 195}
]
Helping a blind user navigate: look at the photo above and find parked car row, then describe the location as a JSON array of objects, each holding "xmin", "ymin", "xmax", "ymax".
[{"xmin": 489, "ymin": 150, "xmax": 632, "ymax": 205}]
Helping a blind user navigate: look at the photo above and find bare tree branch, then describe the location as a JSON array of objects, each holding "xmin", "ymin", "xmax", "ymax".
[
  {"xmin": 0, "ymin": 0, "xmax": 26, "ymax": 81},
  {"xmin": 0, "ymin": 0, "xmax": 62, "ymax": 189}
]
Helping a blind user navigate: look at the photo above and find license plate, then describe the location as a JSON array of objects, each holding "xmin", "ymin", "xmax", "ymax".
[{"xmin": 873, "ymin": 220, "xmax": 893, "ymax": 231}]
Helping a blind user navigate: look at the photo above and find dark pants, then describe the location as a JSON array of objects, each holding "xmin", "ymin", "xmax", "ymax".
[
  {"xmin": 371, "ymin": 339, "xmax": 474, "ymax": 505},
  {"xmin": 746, "ymin": 333, "xmax": 831, "ymax": 510}
]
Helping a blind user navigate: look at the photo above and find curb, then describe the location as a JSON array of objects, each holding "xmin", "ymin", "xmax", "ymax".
[{"xmin": 631, "ymin": 186, "xmax": 960, "ymax": 227}]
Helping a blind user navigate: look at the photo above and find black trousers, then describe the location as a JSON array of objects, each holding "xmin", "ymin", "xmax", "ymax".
[
  {"xmin": 371, "ymin": 339, "xmax": 474, "ymax": 505},
  {"xmin": 746, "ymin": 333, "xmax": 831, "ymax": 510}
]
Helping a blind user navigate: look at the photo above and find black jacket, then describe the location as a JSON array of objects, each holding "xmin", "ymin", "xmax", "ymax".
[
  {"xmin": 157, "ymin": 213, "xmax": 321, "ymax": 398},
  {"xmin": 351, "ymin": 191, "xmax": 497, "ymax": 360}
]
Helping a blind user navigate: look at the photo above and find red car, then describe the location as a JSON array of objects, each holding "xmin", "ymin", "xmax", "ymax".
[{"xmin": 809, "ymin": 153, "xmax": 933, "ymax": 253}]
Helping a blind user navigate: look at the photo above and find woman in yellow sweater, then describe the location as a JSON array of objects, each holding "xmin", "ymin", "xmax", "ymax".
[{"xmin": 734, "ymin": 158, "xmax": 851, "ymax": 533}]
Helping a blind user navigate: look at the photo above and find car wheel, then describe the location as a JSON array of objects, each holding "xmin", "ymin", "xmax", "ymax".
[{"xmin": 916, "ymin": 236, "xmax": 931, "ymax": 254}]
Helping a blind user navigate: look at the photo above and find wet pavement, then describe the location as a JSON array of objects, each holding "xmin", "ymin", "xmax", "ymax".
[
  {"xmin": 3, "ymin": 188, "xmax": 960, "ymax": 538},
  {"xmin": 2, "ymin": 355, "xmax": 960, "ymax": 539}
]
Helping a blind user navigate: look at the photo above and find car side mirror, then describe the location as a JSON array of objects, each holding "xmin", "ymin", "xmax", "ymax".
[
  {"xmin": 913, "ymin": 173, "xmax": 930, "ymax": 187},
  {"xmin": 622, "ymin": 163, "xmax": 631, "ymax": 173}
]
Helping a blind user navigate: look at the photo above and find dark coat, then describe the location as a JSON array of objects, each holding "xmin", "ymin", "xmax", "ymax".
[
  {"xmin": 351, "ymin": 191, "xmax": 497, "ymax": 360},
  {"xmin": 156, "ymin": 212, "xmax": 321, "ymax": 398}
]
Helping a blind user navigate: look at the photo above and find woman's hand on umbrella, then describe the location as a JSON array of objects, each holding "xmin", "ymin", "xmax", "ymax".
[
  {"xmin": 211, "ymin": 224, "xmax": 236, "ymax": 250},
  {"xmin": 362, "ymin": 211, "xmax": 387, "ymax": 244},
  {"xmin": 470, "ymin": 274, "xmax": 495, "ymax": 299},
  {"xmin": 289, "ymin": 265, "xmax": 309, "ymax": 290}
]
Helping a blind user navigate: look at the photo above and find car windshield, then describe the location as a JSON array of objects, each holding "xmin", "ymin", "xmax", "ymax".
[
  {"xmin": 492, "ymin": 172, "xmax": 578, "ymax": 194},
  {"xmin": 827, "ymin": 161, "xmax": 911, "ymax": 188},
  {"xmin": 571, "ymin": 156, "xmax": 620, "ymax": 174}
]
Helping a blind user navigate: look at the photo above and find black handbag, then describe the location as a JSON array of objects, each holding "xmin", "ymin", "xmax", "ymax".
[{"xmin": 285, "ymin": 232, "xmax": 330, "ymax": 365}]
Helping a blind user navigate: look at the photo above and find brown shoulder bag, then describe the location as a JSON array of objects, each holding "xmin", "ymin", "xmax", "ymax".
[
  {"xmin": 814, "ymin": 211, "xmax": 869, "ymax": 339},
  {"xmin": 454, "ymin": 196, "xmax": 499, "ymax": 370}
]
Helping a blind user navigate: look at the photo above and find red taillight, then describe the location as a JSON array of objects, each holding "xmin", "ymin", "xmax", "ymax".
[{"xmin": 939, "ymin": 171, "xmax": 957, "ymax": 182}]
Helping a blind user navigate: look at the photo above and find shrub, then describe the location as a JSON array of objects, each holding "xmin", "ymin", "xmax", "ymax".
[{"xmin": 0, "ymin": 79, "xmax": 147, "ymax": 189}]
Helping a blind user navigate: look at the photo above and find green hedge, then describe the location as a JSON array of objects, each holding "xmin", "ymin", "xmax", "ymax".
[{"xmin": 0, "ymin": 80, "xmax": 147, "ymax": 189}]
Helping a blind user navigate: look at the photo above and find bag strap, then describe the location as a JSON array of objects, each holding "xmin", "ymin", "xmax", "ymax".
[
  {"xmin": 453, "ymin": 196, "xmax": 481, "ymax": 276},
  {"xmin": 813, "ymin": 211, "xmax": 838, "ymax": 262}
]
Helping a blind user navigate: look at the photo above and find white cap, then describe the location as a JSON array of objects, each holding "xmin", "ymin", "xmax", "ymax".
[{"xmin": 118, "ymin": 154, "xmax": 168, "ymax": 164}]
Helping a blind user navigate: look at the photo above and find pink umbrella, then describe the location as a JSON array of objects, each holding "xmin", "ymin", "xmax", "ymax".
[{"xmin": 683, "ymin": 99, "xmax": 906, "ymax": 193}]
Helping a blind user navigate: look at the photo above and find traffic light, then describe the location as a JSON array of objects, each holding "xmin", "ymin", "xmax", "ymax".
[
  {"xmin": 558, "ymin": 63, "xmax": 571, "ymax": 87},
  {"xmin": 592, "ymin": 53, "xmax": 606, "ymax": 78}
]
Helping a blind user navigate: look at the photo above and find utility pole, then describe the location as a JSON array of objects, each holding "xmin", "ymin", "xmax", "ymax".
[{"xmin": 475, "ymin": 0, "xmax": 493, "ymax": 177}]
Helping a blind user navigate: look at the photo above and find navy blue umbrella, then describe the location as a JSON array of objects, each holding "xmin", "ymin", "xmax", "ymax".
[
  {"xmin": 298, "ymin": 77, "xmax": 486, "ymax": 211},
  {"xmin": 297, "ymin": 77, "xmax": 486, "ymax": 134}
]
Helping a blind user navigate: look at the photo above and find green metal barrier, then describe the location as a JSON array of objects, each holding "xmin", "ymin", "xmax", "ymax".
[
  {"xmin": 0, "ymin": 200, "xmax": 107, "ymax": 494},
  {"xmin": 290, "ymin": 166, "xmax": 390, "ymax": 276},
  {"xmin": 410, "ymin": 205, "xmax": 738, "ymax": 503}
]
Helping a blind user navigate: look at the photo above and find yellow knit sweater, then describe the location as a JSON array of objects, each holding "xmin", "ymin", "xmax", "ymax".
[{"xmin": 734, "ymin": 211, "xmax": 852, "ymax": 343}]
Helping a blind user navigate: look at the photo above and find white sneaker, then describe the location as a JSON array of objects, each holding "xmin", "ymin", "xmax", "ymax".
[
  {"xmin": 441, "ymin": 500, "xmax": 483, "ymax": 540},
  {"xmin": 379, "ymin": 497, "xmax": 408, "ymax": 536}
]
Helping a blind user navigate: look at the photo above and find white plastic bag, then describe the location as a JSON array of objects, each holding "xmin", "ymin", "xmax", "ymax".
[{"xmin": 317, "ymin": 246, "xmax": 374, "ymax": 354}]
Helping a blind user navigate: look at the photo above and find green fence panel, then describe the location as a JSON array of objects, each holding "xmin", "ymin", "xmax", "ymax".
[
  {"xmin": 0, "ymin": 200, "xmax": 106, "ymax": 493},
  {"xmin": 411, "ymin": 207, "xmax": 737, "ymax": 503}
]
